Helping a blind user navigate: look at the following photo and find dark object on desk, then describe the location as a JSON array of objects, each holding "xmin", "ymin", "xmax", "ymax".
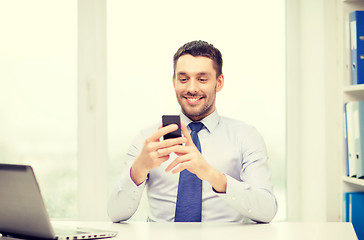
[{"xmin": 0, "ymin": 163, "xmax": 117, "ymax": 240}]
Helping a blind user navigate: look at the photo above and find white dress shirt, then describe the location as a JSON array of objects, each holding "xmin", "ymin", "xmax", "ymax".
[{"xmin": 107, "ymin": 110, "xmax": 278, "ymax": 223}]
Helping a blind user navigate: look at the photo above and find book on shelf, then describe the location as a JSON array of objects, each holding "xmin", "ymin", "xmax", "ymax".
[
  {"xmin": 350, "ymin": 11, "xmax": 364, "ymax": 85},
  {"xmin": 344, "ymin": 103, "xmax": 350, "ymax": 177},
  {"xmin": 343, "ymin": 192, "xmax": 364, "ymax": 239},
  {"xmin": 344, "ymin": 101, "xmax": 364, "ymax": 178}
]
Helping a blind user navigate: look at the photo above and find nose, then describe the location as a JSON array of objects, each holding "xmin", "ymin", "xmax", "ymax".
[{"xmin": 186, "ymin": 79, "xmax": 198, "ymax": 94}]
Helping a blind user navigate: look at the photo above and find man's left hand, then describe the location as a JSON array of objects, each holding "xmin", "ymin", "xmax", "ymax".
[{"xmin": 162, "ymin": 122, "xmax": 227, "ymax": 193}]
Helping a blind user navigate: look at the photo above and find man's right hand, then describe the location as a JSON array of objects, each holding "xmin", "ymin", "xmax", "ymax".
[{"xmin": 130, "ymin": 124, "xmax": 187, "ymax": 186}]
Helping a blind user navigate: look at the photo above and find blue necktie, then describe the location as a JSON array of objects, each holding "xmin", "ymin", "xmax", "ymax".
[{"xmin": 174, "ymin": 122, "xmax": 204, "ymax": 222}]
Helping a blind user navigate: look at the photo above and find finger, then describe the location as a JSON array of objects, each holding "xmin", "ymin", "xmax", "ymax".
[
  {"xmin": 157, "ymin": 143, "xmax": 187, "ymax": 157},
  {"xmin": 156, "ymin": 136, "xmax": 187, "ymax": 150},
  {"xmin": 144, "ymin": 136, "xmax": 184, "ymax": 155},
  {"xmin": 157, "ymin": 155, "xmax": 170, "ymax": 162},
  {"xmin": 165, "ymin": 154, "xmax": 191, "ymax": 172},
  {"xmin": 171, "ymin": 162, "xmax": 188, "ymax": 174},
  {"xmin": 149, "ymin": 124, "xmax": 179, "ymax": 142},
  {"xmin": 164, "ymin": 157, "xmax": 182, "ymax": 172},
  {"xmin": 180, "ymin": 122, "xmax": 194, "ymax": 146},
  {"xmin": 151, "ymin": 151, "xmax": 170, "ymax": 165}
]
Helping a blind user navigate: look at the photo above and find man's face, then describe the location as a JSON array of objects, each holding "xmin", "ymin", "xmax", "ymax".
[{"xmin": 173, "ymin": 54, "xmax": 224, "ymax": 121}]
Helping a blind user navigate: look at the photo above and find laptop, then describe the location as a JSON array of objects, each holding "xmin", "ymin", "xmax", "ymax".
[{"xmin": 0, "ymin": 163, "xmax": 118, "ymax": 240}]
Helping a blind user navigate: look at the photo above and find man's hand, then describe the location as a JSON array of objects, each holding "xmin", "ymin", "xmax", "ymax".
[
  {"xmin": 130, "ymin": 124, "xmax": 187, "ymax": 186},
  {"xmin": 163, "ymin": 122, "xmax": 227, "ymax": 193}
]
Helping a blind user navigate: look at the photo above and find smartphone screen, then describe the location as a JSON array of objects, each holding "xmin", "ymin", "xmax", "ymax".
[{"xmin": 162, "ymin": 115, "xmax": 182, "ymax": 140}]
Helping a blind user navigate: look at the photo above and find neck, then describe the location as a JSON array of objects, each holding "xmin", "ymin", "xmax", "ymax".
[{"xmin": 183, "ymin": 107, "xmax": 216, "ymax": 122}]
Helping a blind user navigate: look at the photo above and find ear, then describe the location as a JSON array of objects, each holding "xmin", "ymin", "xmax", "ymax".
[
  {"xmin": 172, "ymin": 75, "xmax": 176, "ymax": 88},
  {"xmin": 216, "ymin": 74, "xmax": 224, "ymax": 92}
]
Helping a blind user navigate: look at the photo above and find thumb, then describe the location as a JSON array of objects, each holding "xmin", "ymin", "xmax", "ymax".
[{"xmin": 181, "ymin": 122, "xmax": 194, "ymax": 146}]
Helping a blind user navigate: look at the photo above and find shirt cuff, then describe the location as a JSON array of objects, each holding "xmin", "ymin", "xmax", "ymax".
[
  {"xmin": 114, "ymin": 168, "xmax": 146, "ymax": 210},
  {"xmin": 214, "ymin": 174, "xmax": 250, "ymax": 203},
  {"xmin": 118, "ymin": 167, "xmax": 146, "ymax": 192}
]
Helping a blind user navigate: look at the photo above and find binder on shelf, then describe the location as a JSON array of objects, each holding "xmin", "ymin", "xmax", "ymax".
[
  {"xmin": 345, "ymin": 101, "xmax": 364, "ymax": 179},
  {"xmin": 353, "ymin": 101, "xmax": 364, "ymax": 179},
  {"xmin": 345, "ymin": 102, "xmax": 357, "ymax": 177},
  {"xmin": 343, "ymin": 192, "xmax": 350, "ymax": 222},
  {"xmin": 344, "ymin": 103, "xmax": 350, "ymax": 176},
  {"xmin": 343, "ymin": 192, "xmax": 364, "ymax": 239},
  {"xmin": 350, "ymin": 11, "xmax": 364, "ymax": 85}
]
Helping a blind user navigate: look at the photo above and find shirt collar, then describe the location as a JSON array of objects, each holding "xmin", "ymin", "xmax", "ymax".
[{"xmin": 180, "ymin": 109, "xmax": 220, "ymax": 133}]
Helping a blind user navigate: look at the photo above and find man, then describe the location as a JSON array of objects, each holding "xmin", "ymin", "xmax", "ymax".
[{"xmin": 107, "ymin": 40, "xmax": 277, "ymax": 223}]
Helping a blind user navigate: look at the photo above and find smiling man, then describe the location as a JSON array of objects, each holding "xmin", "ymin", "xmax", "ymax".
[{"xmin": 107, "ymin": 40, "xmax": 278, "ymax": 223}]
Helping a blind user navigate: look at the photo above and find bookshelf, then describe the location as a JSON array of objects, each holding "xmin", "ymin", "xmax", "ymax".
[
  {"xmin": 339, "ymin": 0, "xmax": 364, "ymax": 221},
  {"xmin": 343, "ymin": 85, "xmax": 364, "ymax": 101},
  {"xmin": 343, "ymin": 176, "xmax": 364, "ymax": 186}
]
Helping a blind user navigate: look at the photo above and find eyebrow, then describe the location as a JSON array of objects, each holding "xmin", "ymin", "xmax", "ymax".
[{"xmin": 177, "ymin": 72, "xmax": 211, "ymax": 76}]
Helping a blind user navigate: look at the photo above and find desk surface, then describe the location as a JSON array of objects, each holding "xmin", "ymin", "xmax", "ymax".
[
  {"xmin": 0, "ymin": 221, "xmax": 358, "ymax": 240},
  {"xmin": 60, "ymin": 221, "xmax": 358, "ymax": 240}
]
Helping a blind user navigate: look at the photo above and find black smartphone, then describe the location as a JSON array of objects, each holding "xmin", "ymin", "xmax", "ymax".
[{"xmin": 162, "ymin": 115, "xmax": 182, "ymax": 140}]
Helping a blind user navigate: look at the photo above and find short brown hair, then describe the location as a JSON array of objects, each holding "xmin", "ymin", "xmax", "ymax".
[{"xmin": 173, "ymin": 40, "xmax": 223, "ymax": 78}]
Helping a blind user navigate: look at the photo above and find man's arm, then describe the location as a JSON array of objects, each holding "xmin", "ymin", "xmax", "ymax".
[
  {"xmin": 163, "ymin": 123, "xmax": 277, "ymax": 223},
  {"xmin": 107, "ymin": 124, "xmax": 187, "ymax": 222},
  {"xmin": 107, "ymin": 163, "xmax": 146, "ymax": 222},
  {"xmin": 217, "ymin": 174, "xmax": 277, "ymax": 223},
  {"xmin": 216, "ymin": 128, "xmax": 278, "ymax": 223}
]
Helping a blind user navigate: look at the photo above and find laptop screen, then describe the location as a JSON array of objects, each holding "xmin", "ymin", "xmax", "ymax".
[{"xmin": 0, "ymin": 164, "xmax": 55, "ymax": 239}]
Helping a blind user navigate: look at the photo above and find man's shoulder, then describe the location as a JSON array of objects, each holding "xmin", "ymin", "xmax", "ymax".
[
  {"xmin": 218, "ymin": 116, "xmax": 266, "ymax": 147},
  {"xmin": 219, "ymin": 116, "xmax": 255, "ymax": 132}
]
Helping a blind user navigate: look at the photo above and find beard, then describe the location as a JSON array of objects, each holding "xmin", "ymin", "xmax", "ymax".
[{"xmin": 178, "ymin": 92, "xmax": 216, "ymax": 121}]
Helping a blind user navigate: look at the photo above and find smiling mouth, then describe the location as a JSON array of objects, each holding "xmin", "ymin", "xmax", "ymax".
[{"xmin": 184, "ymin": 96, "xmax": 203, "ymax": 104}]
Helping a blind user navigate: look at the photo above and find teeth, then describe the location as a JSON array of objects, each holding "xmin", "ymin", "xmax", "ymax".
[{"xmin": 188, "ymin": 98, "xmax": 199, "ymax": 102}]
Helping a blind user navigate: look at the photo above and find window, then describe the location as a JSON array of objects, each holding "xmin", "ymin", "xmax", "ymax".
[{"xmin": 0, "ymin": 0, "xmax": 77, "ymax": 218}]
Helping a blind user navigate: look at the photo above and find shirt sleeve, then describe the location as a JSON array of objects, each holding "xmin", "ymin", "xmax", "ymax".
[
  {"xmin": 107, "ymin": 132, "xmax": 146, "ymax": 222},
  {"xmin": 215, "ymin": 127, "xmax": 278, "ymax": 223},
  {"xmin": 107, "ymin": 166, "xmax": 146, "ymax": 222}
]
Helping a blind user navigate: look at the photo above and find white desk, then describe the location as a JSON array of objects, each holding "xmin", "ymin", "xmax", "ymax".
[
  {"xmin": 0, "ymin": 221, "xmax": 358, "ymax": 240},
  {"xmin": 59, "ymin": 221, "xmax": 357, "ymax": 240}
]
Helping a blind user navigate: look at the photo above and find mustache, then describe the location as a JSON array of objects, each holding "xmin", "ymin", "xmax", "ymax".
[{"xmin": 183, "ymin": 92, "xmax": 205, "ymax": 97}]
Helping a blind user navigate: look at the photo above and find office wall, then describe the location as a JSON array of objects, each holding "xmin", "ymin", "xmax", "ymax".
[{"xmin": 286, "ymin": 0, "xmax": 340, "ymax": 221}]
